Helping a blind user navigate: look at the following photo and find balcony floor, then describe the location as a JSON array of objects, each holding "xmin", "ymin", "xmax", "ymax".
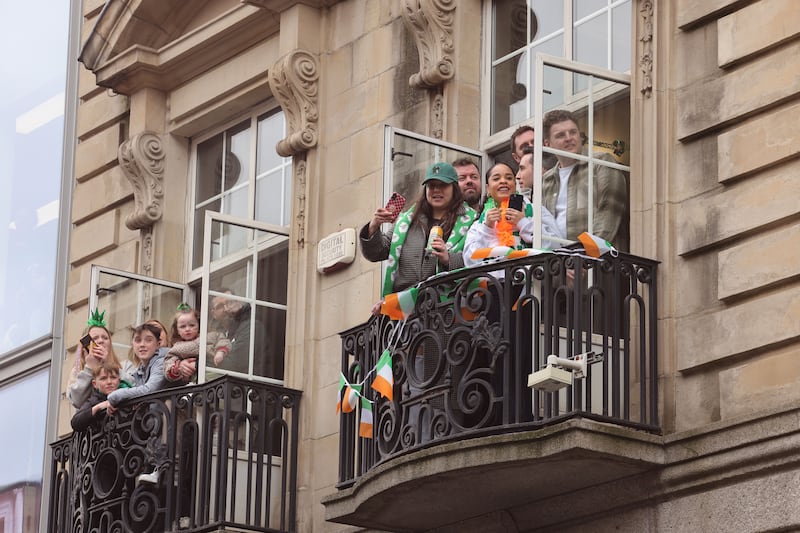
[{"xmin": 323, "ymin": 418, "xmax": 664, "ymax": 532}]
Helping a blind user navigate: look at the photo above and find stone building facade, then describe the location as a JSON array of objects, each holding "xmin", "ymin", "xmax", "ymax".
[{"xmin": 53, "ymin": 0, "xmax": 800, "ymax": 531}]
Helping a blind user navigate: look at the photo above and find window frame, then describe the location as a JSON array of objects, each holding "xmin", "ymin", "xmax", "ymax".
[
  {"xmin": 197, "ymin": 210, "xmax": 290, "ymax": 385},
  {"xmin": 185, "ymin": 103, "xmax": 291, "ymax": 281},
  {"xmin": 480, "ymin": 0, "xmax": 634, "ymax": 154}
]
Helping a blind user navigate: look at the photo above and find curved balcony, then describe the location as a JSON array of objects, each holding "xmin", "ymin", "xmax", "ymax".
[
  {"xmin": 325, "ymin": 251, "xmax": 660, "ymax": 531},
  {"xmin": 48, "ymin": 376, "xmax": 301, "ymax": 533}
]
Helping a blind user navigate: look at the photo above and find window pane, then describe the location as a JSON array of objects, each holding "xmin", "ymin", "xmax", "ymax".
[
  {"xmin": 0, "ymin": 370, "xmax": 48, "ymax": 494},
  {"xmin": 194, "ymin": 133, "xmax": 224, "ymax": 205},
  {"xmin": 612, "ymin": 3, "xmax": 632, "ymax": 72},
  {"xmin": 255, "ymin": 170, "xmax": 284, "ymax": 226},
  {"xmin": 575, "ymin": 12, "xmax": 608, "ymax": 70},
  {"xmin": 256, "ymin": 111, "xmax": 283, "ymax": 173},
  {"xmin": 255, "ymin": 111, "xmax": 291, "ymax": 227},
  {"xmin": 530, "ymin": 0, "xmax": 564, "ymax": 38},
  {"xmin": 493, "ymin": 0, "xmax": 531, "ymax": 60},
  {"xmin": 205, "ymin": 222, "xmax": 287, "ymax": 382},
  {"xmin": 93, "ymin": 270, "xmax": 185, "ymax": 351},
  {"xmin": 491, "ymin": 56, "xmax": 524, "ymax": 134},
  {"xmin": 0, "ymin": 0, "xmax": 70, "ymax": 356},
  {"xmin": 574, "ymin": 0, "xmax": 607, "ymax": 20}
]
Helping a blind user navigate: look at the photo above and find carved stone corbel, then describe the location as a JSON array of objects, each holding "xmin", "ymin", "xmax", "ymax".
[
  {"xmin": 268, "ymin": 50, "xmax": 319, "ymax": 157},
  {"xmin": 118, "ymin": 132, "xmax": 165, "ymax": 230},
  {"xmin": 401, "ymin": 0, "xmax": 456, "ymax": 90},
  {"xmin": 639, "ymin": 0, "xmax": 654, "ymax": 97}
]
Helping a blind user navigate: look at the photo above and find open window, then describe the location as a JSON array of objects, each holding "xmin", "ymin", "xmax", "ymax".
[
  {"xmin": 383, "ymin": 126, "xmax": 486, "ymax": 207},
  {"xmin": 530, "ymin": 54, "xmax": 631, "ymax": 251},
  {"xmin": 197, "ymin": 211, "xmax": 288, "ymax": 385},
  {"xmin": 89, "ymin": 266, "xmax": 189, "ymax": 354}
]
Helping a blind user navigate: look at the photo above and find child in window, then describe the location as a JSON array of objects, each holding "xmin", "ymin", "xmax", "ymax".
[
  {"xmin": 164, "ymin": 304, "xmax": 231, "ymax": 383},
  {"xmin": 107, "ymin": 323, "xmax": 170, "ymax": 409},
  {"xmin": 67, "ymin": 309, "xmax": 133, "ymax": 409},
  {"xmin": 70, "ymin": 363, "xmax": 130, "ymax": 432}
]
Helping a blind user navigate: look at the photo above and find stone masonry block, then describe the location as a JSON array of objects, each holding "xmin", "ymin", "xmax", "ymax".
[
  {"xmin": 350, "ymin": 125, "xmax": 382, "ymax": 181},
  {"xmin": 326, "ymin": 44, "xmax": 354, "ymax": 97},
  {"xmin": 675, "ymin": 0, "xmax": 753, "ymax": 30},
  {"xmin": 319, "ymin": 178, "xmax": 377, "ymax": 233},
  {"xmin": 79, "ymin": 64, "xmax": 103, "ymax": 101},
  {"xmin": 677, "ymin": 159, "xmax": 800, "ymax": 254},
  {"xmin": 353, "ymin": 23, "xmax": 394, "ymax": 86},
  {"xmin": 325, "ymin": 78, "xmax": 380, "ymax": 144},
  {"xmin": 72, "ymin": 166, "xmax": 133, "ymax": 224},
  {"xmin": 677, "ymin": 40, "xmax": 800, "ymax": 140},
  {"xmin": 719, "ymin": 345, "xmax": 800, "ymax": 420},
  {"xmin": 169, "ymin": 38, "xmax": 278, "ymax": 124},
  {"xmin": 718, "ymin": 0, "xmax": 800, "ymax": 67},
  {"xmin": 66, "ymin": 239, "xmax": 139, "ymax": 309},
  {"xmin": 717, "ymin": 100, "xmax": 800, "ymax": 182},
  {"xmin": 718, "ymin": 222, "xmax": 800, "ymax": 300},
  {"xmin": 77, "ymin": 92, "xmax": 129, "ymax": 140},
  {"xmin": 70, "ymin": 210, "xmax": 120, "ymax": 265},
  {"xmin": 74, "ymin": 123, "xmax": 123, "ymax": 182},
  {"xmin": 676, "ymin": 286, "xmax": 800, "ymax": 371},
  {"xmin": 318, "ymin": 271, "xmax": 375, "ymax": 339},
  {"xmin": 674, "ymin": 22, "xmax": 720, "ymax": 89},
  {"xmin": 330, "ymin": 0, "xmax": 366, "ymax": 51}
]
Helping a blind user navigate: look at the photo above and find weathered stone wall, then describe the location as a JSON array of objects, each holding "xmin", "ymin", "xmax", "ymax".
[{"xmin": 670, "ymin": 0, "xmax": 800, "ymax": 433}]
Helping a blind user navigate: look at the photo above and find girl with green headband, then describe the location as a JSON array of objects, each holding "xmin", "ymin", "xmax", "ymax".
[{"xmin": 67, "ymin": 310, "xmax": 133, "ymax": 409}]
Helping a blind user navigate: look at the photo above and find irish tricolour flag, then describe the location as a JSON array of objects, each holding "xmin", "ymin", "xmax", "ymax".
[
  {"xmin": 336, "ymin": 373, "xmax": 361, "ymax": 414},
  {"xmin": 380, "ymin": 287, "xmax": 418, "ymax": 320},
  {"xmin": 371, "ymin": 349, "xmax": 394, "ymax": 401},
  {"xmin": 359, "ymin": 397, "xmax": 374, "ymax": 439},
  {"xmin": 577, "ymin": 232, "xmax": 618, "ymax": 258},
  {"xmin": 470, "ymin": 246, "xmax": 544, "ymax": 260}
]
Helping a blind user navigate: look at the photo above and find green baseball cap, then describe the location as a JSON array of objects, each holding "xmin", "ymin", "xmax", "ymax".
[{"xmin": 422, "ymin": 162, "xmax": 458, "ymax": 185}]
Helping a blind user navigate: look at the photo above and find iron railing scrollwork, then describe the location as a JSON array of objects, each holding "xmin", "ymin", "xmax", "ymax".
[
  {"xmin": 337, "ymin": 251, "xmax": 659, "ymax": 488},
  {"xmin": 48, "ymin": 376, "xmax": 301, "ymax": 533}
]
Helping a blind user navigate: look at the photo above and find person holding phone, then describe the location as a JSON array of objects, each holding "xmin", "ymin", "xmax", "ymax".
[
  {"xmin": 464, "ymin": 162, "xmax": 562, "ymax": 272},
  {"xmin": 67, "ymin": 309, "xmax": 133, "ymax": 409},
  {"xmin": 360, "ymin": 162, "xmax": 478, "ymax": 313}
]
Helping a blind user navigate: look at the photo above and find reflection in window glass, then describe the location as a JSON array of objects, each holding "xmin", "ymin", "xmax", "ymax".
[
  {"xmin": 192, "ymin": 110, "xmax": 291, "ymax": 269},
  {"xmin": 205, "ymin": 224, "xmax": 288, "ymax": 383},
  {"xmin": 0, "ymin": 370, "xmax": 48, "ymax": 531},
  {"xmin": 0, "ymin": 1, "xmax": 70, "ymax": 356},
  {"xmin": 490, "ymin": 0, "xmax": 631, "ymax": 136}
]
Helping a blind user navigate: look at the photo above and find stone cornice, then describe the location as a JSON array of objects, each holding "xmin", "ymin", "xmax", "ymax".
[
  {"xmin": 401, "ymin": 0, "xmax": 456, "ymax": 90},
  {"xmin": 81, "ymin": 3, "xmax": 278, "ymax": 95},
  {"xmin": 118, "ymin": 132, "xmax": 165, "ymax": 230},
  {"xmin": 268, "ymin": 49, "xmax": 320, "ymax": 157}
]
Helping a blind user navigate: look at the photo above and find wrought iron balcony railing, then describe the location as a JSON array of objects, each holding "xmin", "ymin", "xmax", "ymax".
[
  {"xmin": 337, "ymin": 251, "xmax": 658, "ymax": 488},
  {"xmin": 48, "ymin": 376, "xmax": 301, "ymax": 533}
]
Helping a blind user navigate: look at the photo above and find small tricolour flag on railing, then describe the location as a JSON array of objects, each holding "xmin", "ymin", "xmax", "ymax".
[
  {"xmin": 577, "ymin": 232, "xmax": 618, "ymax": 258},
  {"xmin": 470, "ymin": 246, "xmax": 544, "ymax": 260},
  {"xmin": 380, "ymin": 286, "xmax": 419, "ymax": 320},
  {"xmin": 371, "ymin": 349, "xmax": 394, "ymax": 401},
  {"xmin": 359, "ymin": 396, "xmax": 374, "ymax": 439},
  {"xmin": 336, "ymin": 373, "xmax": 361, "ymax": 414}
]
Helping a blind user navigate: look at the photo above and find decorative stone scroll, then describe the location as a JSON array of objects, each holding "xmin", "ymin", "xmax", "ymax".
[
  {"xmin": 401, "ymin": 0, "xmax": 456, "ymax": 90},
  {"xmin": 639, "ymin": 0, "xmax": 654, "ymax": 97},
  {"xmin": 431, "ymin": 91, "xmax": 444, "ymax": 139},
  {"xmin": 268, "ymin": 50, "xmax": 319, "ymax": 157},
  {"xmin": 294, "ymin": 157, "xmax": 307, "ymax": 248},
  {"xmin": 118, "ymin": 131, "xmax": 165, "ymax": 230}
]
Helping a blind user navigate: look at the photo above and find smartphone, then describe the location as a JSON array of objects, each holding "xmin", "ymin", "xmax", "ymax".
[
  {"xmin": 385, "ymin": 192, "xmax": 407, "ymax": 222},
  {"xmin": 80, "ymin": 334, "xmax": 93, "ymax": 351},
  {"xmin": 508, "ymin": 193, "xmax": 524, "ymax": 212}
]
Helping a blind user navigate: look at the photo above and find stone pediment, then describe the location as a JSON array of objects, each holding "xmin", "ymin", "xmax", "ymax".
[{"xmin": 79, "ymin": 0, "xmax": 279, "ymax": 94}]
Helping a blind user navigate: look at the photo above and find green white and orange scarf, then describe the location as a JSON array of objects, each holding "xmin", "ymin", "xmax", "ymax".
[{"xmin": 382, "ymin": 205, "xmax": 477, "ymax": 296}]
